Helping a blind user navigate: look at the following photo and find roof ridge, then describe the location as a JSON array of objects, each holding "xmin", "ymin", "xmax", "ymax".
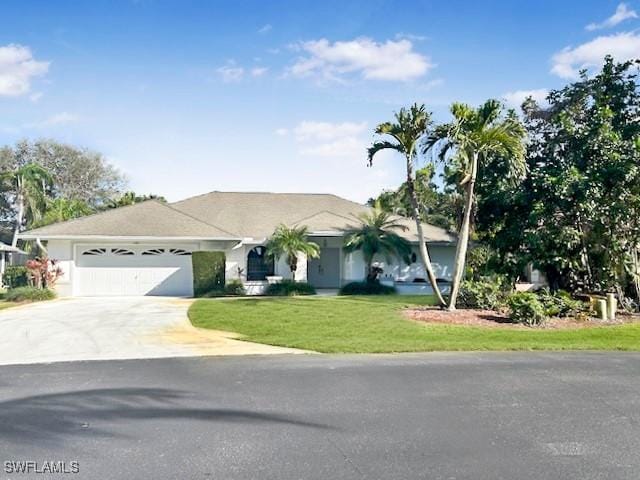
[
  {"xmin": 161, "ymin": 202, "xmax": 238, "ymax": 237},
  {"xmin": 170, "ymin": 190, "xmax": 366, "ymax": 204},
  {"xmin": 291, "ymin": 209, "xmax": 361, "ymax": 226}
]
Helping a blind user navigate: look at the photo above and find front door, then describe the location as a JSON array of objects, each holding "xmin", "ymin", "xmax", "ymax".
[{"xmin": 307, "ymin": 248, "xmax": 340, "ymax": 288}]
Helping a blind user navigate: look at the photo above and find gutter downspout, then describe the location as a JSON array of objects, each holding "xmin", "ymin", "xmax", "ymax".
[{"xmin": 36, "ymin": 237, "xmax": 48, "ymax": 256}]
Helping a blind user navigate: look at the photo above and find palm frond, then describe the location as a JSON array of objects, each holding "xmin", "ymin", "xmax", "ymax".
[{"xmin": 367, "ymin": 141, "xmax": 403, "ymax": 166}]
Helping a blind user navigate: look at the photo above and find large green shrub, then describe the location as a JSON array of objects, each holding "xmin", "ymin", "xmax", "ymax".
[
  {"xmin": 5, "ymin": 287, "xmax": 56, "ymax": 302},
  {"xmin": 459, "ymin": 276, "xmax": 511, "ymax": 310},
  {"xmin": 265, "ymin": 280, "xmax": 316, "ymax": 296},
  {"xmin": 537, "ymin": 289, "xmax": 585, "ymax": 318},
  {"xmin": 191, "ymin": 251, "xmax": 225, "ymax": 297},
  {"xmin": 2, "ymin": 266, "xmax": 29, "ymax": 288},
  {"xmin": 507, "ymin": 292, "xmax": 546, "ymax": 326},
  {"xmin": 339, "ymin": 281, "xmax": 396, "ymax": 295}
]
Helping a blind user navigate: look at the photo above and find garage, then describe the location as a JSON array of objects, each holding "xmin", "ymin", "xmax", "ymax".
[{"xmin": 74, "ymin": 244, "xmax": 196, "ymax": 297}]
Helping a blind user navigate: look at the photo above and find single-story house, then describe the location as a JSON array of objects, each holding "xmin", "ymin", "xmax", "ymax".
[{"xmin": 18, "ymin": 191, "xmax": 457, "ymax": 297}]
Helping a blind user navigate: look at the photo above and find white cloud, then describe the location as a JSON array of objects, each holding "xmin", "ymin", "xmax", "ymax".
[
  {"xmin": 287, "ymin": 120, "xmax": 369, "ymax": 158},
  {"xmin": 216, "ymin": 62, "xmax": 244, "ymax": 82},
  {"xmin": 0, "ymin": 44, "xmax": 49, "ymax": 96},
  {"xmin": 586, "ymin": 3, "xmax": 638, "ymax": 31},
  {"xmin": 275, "ymin": 128, "xmax": 289, "ymax": 136},
  {"xmin": 551, "ymin": 32, "xmax": 640, "ymax": 79},
  {"xmin": 258, "ymin": 24, "xmax": 272, "ymax": 34},
  {"xmin": 503, "ymin": 88, "xmax": 549, "ymax": 108},
  {"xmin": 395, "ymin": 32, "xmax": 427, "ymax": 42},
  {"xmin": 29, "ymin": 91, "xmax": 43, "ymax": 103},
  {"xmin": 293, "ymin": 121, "xmax": 367, "ymax": 141},
  {"xmin": 251, "ymin": 66, "xmax": 268, "ymax": 77},
  {"xmin": 24, "ymin": 111, "xmax": 79, "ymax": 129},
  {"xmin": 299, "ymin": 136, "xmax": 364, "ymax": 157},
  {"xmin": 288, "ymin": 37, "xmax": 432, "ymax": 83},
  {"xmin": 216, "ymin": 62, "xmax": 269, "ymax": 81}
]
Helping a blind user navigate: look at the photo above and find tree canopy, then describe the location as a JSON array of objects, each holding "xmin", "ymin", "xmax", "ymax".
[
  {"xmin": 475, "ymin": 57, "xmax": 640, "ymax": 305},
  {"xmin": 0, "ymin": 139, "xmax": 166, "ymax": 244}
]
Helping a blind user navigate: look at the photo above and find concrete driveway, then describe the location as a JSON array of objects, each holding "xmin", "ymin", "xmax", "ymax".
[{"xmin": 0, "ymin": 297, "xmax": 305, "ymax": 366}]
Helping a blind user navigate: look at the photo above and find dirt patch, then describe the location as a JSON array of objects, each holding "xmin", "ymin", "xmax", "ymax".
[
  {"xmin": 404, "ymin": 307, "xmax": 640, "ymax": 330},
  {"xmin": 150, "ymin": 323, "xmax": 315, "ymax": 355}
]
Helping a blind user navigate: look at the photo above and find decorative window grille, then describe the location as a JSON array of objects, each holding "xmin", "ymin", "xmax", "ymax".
[
  {"xmin": 141, "ymin": 248, "xmax": 166, "ymax": 256},
  {"xmin": 169, "ymin": 248, "xmax": 191, "ymax": 256},
  {"xmin": 111, "ymin": 248, "xmax": 135, "ymax": 256},
  {"xmin": 82, "ymin": 248, "xmax": 107, "ymax": 256}
]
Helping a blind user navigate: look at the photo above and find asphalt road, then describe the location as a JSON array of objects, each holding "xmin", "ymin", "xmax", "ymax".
[{"xmin": 1, "ymin": 352, "xmax": 639, "ymax": 480}]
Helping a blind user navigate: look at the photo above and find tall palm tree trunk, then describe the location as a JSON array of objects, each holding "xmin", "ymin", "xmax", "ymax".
[
  {"xmin": 288, "ymin": 255, "xmax": 298, "ymax": 279},
  {"xmin": 447, "ymin": 153, "xmax": 478, "ymax": 310},
  {"xmin": 11, "ymin": 191, "xmax": 24, "ymax": 248},
  {"xmin": 405, "ymin": 162, "xmax": 446, "ymax": 307}
]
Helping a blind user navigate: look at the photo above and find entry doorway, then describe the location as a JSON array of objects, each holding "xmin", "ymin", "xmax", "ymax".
[{"xmin": 307, "ymin": 248, "xmax": 341, "ymax": 288}]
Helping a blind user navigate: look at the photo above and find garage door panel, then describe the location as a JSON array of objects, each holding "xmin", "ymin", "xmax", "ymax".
[{"xmin": 74, "ymin": 244, "xmax": 196, "ymax": 297}]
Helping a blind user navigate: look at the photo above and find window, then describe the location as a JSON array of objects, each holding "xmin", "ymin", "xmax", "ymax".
[
  {"xmin": 169, "ymin": 248, "xmax": 191, "ymax": 256},
  {"xmin": 111, "ymin": 248, "xmax": 135, "ymax": 256},
  {"xmin": 82, "ymin": 248, "xmax": 107, "ymax": 256},
  {"xmin": 141, "ymin": 248, "xmax": 165, "ymax": 256},
  {"xmin": 246, "ymin": 246, "xmax": 274, "ymax": 281}
]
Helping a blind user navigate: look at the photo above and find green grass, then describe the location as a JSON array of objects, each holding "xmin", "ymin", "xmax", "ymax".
[{"xmin": 188, "ymin": 295, "xmax": 640, "ymax": 353}]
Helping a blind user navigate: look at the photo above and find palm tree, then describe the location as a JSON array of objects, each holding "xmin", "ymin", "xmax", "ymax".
[
  {"xmin": 427, "ymin": 100, "xmax": 526, "ymax": 310},
  {"xmin": 265, "ymin": 224, "xmax": 321, "ymax": 278},
  {"xmin": 108, "ymin": 191, "xmax": 167, "ymax": 208},
  {"xmin": 31, "ymin": 198, "xmax": 94, "ymax": 228},
  {"xmin": 344, "ymin": 205, "xmax": 413, "ymax": 282},
  {"xmin": 368, "ymin": 103, "xmax": 446, "ymax": 306},
  {"xmin": 1, "ymin": 163, "xmax": 52, "ymax": 247}
]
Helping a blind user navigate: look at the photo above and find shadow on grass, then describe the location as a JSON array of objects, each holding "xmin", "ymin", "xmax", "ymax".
[{"xmin": 0, "ymin": 387, "xmax": 335, "ymax": 445}]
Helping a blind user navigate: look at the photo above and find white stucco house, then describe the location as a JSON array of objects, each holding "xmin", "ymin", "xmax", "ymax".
[{"xmin": 18, "ymin": 191, "xmax": 457, "ymax": 297}]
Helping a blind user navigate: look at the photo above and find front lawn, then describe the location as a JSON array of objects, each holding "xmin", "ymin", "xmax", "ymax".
[{"xmin": 188, "ymin": 295, "xmax": 640, "ymax": 353}]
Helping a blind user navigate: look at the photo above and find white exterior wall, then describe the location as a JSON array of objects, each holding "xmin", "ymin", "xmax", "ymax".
[
  {"xmin": 200, "ymin": 240, "xmax": 308, "ymax": 285},
  {"xmin": 274, "ymin": 253, "xmax": 308, "ymax": 281},
  {"xmin": 344, "ymin": 244, "xmax": 455, "ymax": 284},
  {"xmin": 343, "ymin": 250, "xmax": 365, "ymax": 282},
  {"xmin": 47, "ymin": 240, "xmax": 74, "ymax": 297},
  {"xmin": 377, "ymin": 245, "xmax": 454, "ymax": 282},
  {"xmin": 45, "ymin": 236, "xmax": 456, "ymax": 297}
]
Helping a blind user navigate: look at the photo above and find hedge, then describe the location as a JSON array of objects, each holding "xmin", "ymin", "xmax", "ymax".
[
  {"xmin": 191, "ymin": 251, "xmax": 226, "ymax": 297},
  {"xmin": 339, "ymin": 281, "xmax": 396, "ymax": 295},
  {"xmin": 2, "ymin": 265, "xmax": 29, "ymax": 288},
  {"xmin": 5, "ymin": 287, "xmax": 56, "ymax": 302},
  {"xmin": 265, "ymin": 280, "xmax": 316, "ymax": 296}
]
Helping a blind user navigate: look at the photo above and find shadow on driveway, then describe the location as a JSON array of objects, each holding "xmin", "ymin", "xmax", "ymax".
[{"xmin": 0, "ymin": 387, "xmax": 334, "ymax": 445}]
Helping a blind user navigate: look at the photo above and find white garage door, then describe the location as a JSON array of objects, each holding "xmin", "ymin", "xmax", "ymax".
[{"xmin": 74, "ymin": 244, "xmax": 196, "ymax": 296}]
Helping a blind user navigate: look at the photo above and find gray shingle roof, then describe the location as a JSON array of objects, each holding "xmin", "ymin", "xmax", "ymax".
[
  {"xmin": 171, "ymin": 191, "xmax": 456, "ymax": 243},
  {"xmin": 20, "ymin": 191, "xmax": 456, "ymax": 243},
  {"xmin": 20, "ymin": 200, "xmax": 236, "ymax": 238}
]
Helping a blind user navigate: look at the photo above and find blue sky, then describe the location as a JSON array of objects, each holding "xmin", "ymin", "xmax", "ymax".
[{"xmin": 1, "ymin": 0, "xmax": 638, "ymax": 202}]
